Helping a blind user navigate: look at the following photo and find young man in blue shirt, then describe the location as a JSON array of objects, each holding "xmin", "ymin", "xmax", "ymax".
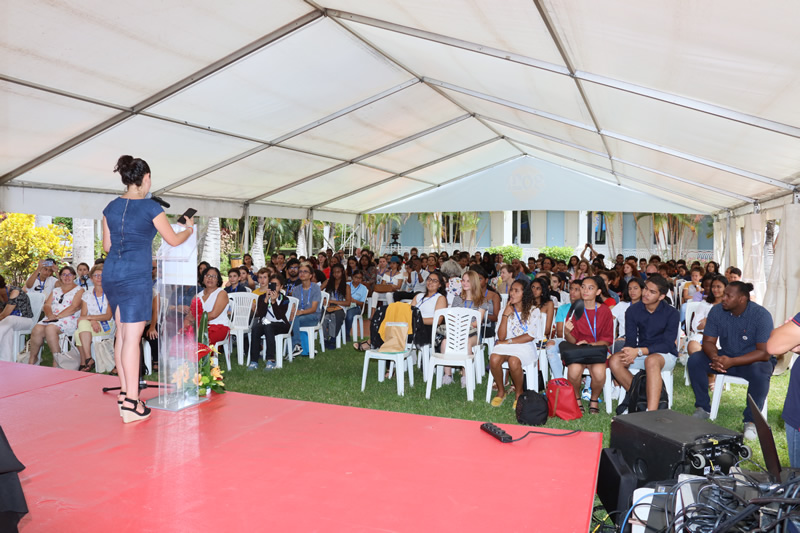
[
  {"xmin": 345, "ymin": 270, "xmax": 368, "ymax": 342},
  {"xmin": 688, "ymin": 282, "xmax": 774, "ymax": 440},
  {"xmin": 608, "ymin": 275, "xmax": 680, "ymax": 411}
]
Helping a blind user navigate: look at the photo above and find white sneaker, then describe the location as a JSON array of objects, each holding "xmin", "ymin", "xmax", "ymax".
[
  {"xmin": 581, "ymin": 388, "xmax": 591, "ymax": 401},
  {"xmin": 442, "ymin": 374, "xmax": 454, "ymax": 385},
  {"xmin": 743, "ymin": 422, "xmax": 757, "ymax": 441},
  {"xmin": 292, "ymin": 345, "xmax": 303, "ymax": 357}
]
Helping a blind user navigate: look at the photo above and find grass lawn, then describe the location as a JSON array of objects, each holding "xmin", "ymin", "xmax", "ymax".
[{"xmin": 40, "ymin": 342, "xmax": 792, "ymax": 469}]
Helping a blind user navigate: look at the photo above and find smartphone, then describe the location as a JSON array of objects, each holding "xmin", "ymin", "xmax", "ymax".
[
  {"xmin": 43, "ymin": 260, "xmax": 55, "ymax": 267},
  {"xmin": 177, "ymin": 208, "xmax": 197, "ymax": 225},
  {"xmin": 268, "ymin": 282, "xmax": 277, "ymax": 291}
]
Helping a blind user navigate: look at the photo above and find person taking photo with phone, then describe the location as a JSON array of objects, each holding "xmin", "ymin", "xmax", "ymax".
[{"xmin": 248, "ymin": 274, "xmax": 291, "ymax": 370}]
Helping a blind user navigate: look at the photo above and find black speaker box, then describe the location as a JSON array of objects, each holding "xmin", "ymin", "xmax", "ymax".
[
  {"xmin": 596, "ymin": 448, "xmax": 637, "ymax": 526},
  {"xmin": 610, "ymin": 410, "xmax": 746, "ymax": 486}
]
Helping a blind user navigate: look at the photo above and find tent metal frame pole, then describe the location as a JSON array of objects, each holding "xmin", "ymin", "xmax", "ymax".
[
  {"xmin": 246, "ymin": 114, "xmax": 470, "ymax": 204},
  {"xmin": 0, "ymin": 11, "xmax": 323, "ymax": 187},
  {"xmin": 479, "ymin": 115, "xmax": 607, "ymax": 157},
  {"xmin": 504, "ymin": 139, "xmax": 726, "ymax": 211},
  {"xmin": 327, "ymin": 9, "xmax": 800, "ymax": 141},
  {"xmin": 312, "ymin": 137, "xmax": 502, "ymax": 209}
]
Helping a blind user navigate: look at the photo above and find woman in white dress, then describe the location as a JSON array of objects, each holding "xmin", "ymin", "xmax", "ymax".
[
  {"xmin": 410, "ymin": 271, "xmax": 448, "ymax": 344},
  {"xmin": 75, "ymin": 264, "xmax": 114, "ymax": 372},
  {"xmin": 28, "ymin": 266, "xmax": 84, "ymax": 364},
  {"xmin": 488, "ymin": 279, "xmax": 541, "ymax": 408}
]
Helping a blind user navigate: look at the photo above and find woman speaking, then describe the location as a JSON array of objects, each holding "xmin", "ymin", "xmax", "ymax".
[{"xmin": 103, "ymin": 155, "xmax": 194, "ymax": 423}]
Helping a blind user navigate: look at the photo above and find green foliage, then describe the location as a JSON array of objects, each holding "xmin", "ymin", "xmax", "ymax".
[
  {"xmin": 0, "ymin": 213, "xmax": 72, "ymax": 285},
  {"xmin": 53, "ymin": 217, "xmax": 73, "ymax": 232},
  {"xmin": 539, "ymin": 246, "xmax": 576, "ymax": 262},
  {"xmin": 485, "ymin": 245, "xmax": 523, "ymax": 263},
  {"xmin": 197, "ymin": 311, "xmax": 209, "ymax": 345}
]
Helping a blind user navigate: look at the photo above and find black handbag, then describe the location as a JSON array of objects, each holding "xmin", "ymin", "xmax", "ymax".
[
  {"xmin": 515, "ymin": 391, "xmax": 549, "ymax": 426},
  {"xmin": 559, "ymin": 341, "xmax": 608, "ymax": 365}
]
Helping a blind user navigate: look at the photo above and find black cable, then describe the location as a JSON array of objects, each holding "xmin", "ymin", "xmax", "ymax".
[{"xmin": 508, "ymin": 428, "xmax": 580, "ymax": 442}]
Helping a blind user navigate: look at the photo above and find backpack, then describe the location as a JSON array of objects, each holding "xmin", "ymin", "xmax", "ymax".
[
  {"xmin": 368, "ymin": 304, "xmax": 425, "ymax": 349},
  {"xmin": 616, "ymin": 370, "xmax": 668, "ymax": 415},
  {"xmin": 515, "ymin": 391, "xmax": 549, "ymax": 426}
]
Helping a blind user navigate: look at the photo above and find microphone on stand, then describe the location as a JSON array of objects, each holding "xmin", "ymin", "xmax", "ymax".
[{"xmin": 145, "ymin": 192, "xmax": 170, "ymax": 209}]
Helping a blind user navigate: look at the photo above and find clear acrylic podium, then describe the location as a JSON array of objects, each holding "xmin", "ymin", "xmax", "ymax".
[{"xmin": 148, "ymin": 225, "xmax": 207, "ymax": 411}]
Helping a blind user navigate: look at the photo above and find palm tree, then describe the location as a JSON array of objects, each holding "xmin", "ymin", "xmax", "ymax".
[
  {"xmin": 635, "ymin": 213, "xmax": 703, "ymax": 260},
  {"xmin": 201, "ymin": 217, "xmax": 221, "ymax": 268},
  {"xmin": 249, "ymin": 216, "xmax": 266, "ymax": 269},
  {"xmin": 417, "ymin": 212, "xmax": 443, "ymax": 252}
]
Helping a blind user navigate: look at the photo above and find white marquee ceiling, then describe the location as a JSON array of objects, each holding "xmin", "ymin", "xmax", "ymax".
[{"xmin": 2, "ymin": 0, "xmax": 799, "ymax": 221}]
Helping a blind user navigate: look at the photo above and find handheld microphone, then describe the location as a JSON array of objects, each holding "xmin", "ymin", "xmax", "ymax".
[{"xmin": 145, "ymin": 192, "xmax": 170, "ymax": 209}]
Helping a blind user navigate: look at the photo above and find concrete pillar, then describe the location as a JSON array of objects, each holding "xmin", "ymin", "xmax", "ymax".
[
  {"xmin": 564, "ymin": 211, "xmax": 579, "ymax": 248},
  {"xmin": 35, "ymin": 215, "xmax": 52, "ymax": 228},
  {"xmin": 72, "ymin": 218, "xmax": 95, "ymax": 267},
  {"xmin": 531, "ymin": 211, "xmax": 547, "ymax": 248}
]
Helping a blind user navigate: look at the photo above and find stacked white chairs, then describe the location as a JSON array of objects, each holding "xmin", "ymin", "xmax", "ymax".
[
  {"xmin": 426, "ymin": 308, "xmax": 481, "ymax": 401},
  {"xmin": 12, "ymin": 291, "xmax": 46, "ymax": 359},
  {"xmin": 228, "ymin": 292, "xmax": 258, "ymax": 367},
  {"xmin": 259, "ymin": 296, "xmax": 299, "ymax": 368},
  {"xmin": 299, "ymin": 291, "xmax": 330, "ymax": 359},
  {"xmin": 361, "ymin": 322, "xmax": 414, "ymax": 396}
]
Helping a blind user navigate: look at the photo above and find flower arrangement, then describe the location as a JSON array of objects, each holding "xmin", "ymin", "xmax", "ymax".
[{"xmin": 195, "ymin": 310, "xmax": 225, "ymax": 396}]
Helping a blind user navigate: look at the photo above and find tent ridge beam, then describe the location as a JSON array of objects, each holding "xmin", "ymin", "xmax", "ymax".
[
  {"xmin": 330, "ymin": 8, "xmax": 800, "ymax": 142},
  {"xmin": 478, "ymin": 115, "xmax": 607, "ymax": 157},
  {"xmin": 423, "ymin": 77, "xmax": 596, "ymax": 132},
  {"xmin": 0, "ymin": 11, "xmax": 322, "ymax": 186},
  {"xmin": 0, "ymin": 74, "xmax": 130, "ymax": 113},
  {"xmin": 601, "ymin": 130, "xmax": 794, "ymax": 190},
  {"xmin": 312, "ymin": 137, "xmax": 502, "ymax": 209}
]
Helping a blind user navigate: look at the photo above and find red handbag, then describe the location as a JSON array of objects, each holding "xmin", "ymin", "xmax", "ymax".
[{"xmin": 546, "ymin": 378, "xmax": 583, "ymax": 420}]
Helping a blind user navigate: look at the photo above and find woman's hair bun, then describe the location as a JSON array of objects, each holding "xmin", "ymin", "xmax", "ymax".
[{"xmin": 114, "ymin": 155, "xmax": 150, "ymax": 187}]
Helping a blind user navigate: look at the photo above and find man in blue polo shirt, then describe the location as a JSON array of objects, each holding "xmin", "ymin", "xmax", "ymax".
[
  {"xmin": 688, "ymin": 282, "xmax": 774, "ymax": 440},
  {"xmin": 767, "ymin": 312, "xmax": 800, "ymax": 467},
  {"xmin": 609, "ymin": 274, "xmax": 680, "ymax": 411}
]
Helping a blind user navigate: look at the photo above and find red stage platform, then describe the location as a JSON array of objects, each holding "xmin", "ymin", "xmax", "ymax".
[{"xmin": 0, "ymin": 361, "xmax": 602, "ymax": 532}]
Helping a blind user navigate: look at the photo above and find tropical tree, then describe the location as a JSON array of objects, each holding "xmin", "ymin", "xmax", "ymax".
[
  {"xmin": 417, "ymin": 212, "xmax": 444, "ymax": 252},
  {"xmin": 0, "ymin": 213, "xmax": 72, "ymax": 285},
  {"xmin": 249, "ymin": 217, "xmax": 266, "ymax": 269},
  {"xmin": 634, "ymin": 213, "xmax": 704, "ymax": 260},
  {"xmin": 598, "ymin": 212, "xmax": 620, "ymax": 259},
  {"xmin": 362, "ymin": 213, "xmax": 402, "ymax": 252},
  {"xmin": 201, "ymin": 217, "xmax": 221, "ymax": 268}
]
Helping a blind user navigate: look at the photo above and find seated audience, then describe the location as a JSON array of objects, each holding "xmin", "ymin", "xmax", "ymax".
[
  {"xmin": 441, "ymin": 270, "xmax": 491, "ymax": 386},
  {"xmin": 408, "ymin": 271, "xmax": 448, "ymax": 346},
  {"xmin": 575, "ymin": 259, "xmax": 592, "ymax": 280},
  {"xmin": 545, "ymin": 279, "xmax": 582, "ymax": 379},
  {"xmin": 394, "ymin": 256, "xmax": 428, "ymax": 301},
  {"xmin": 688, "ymin": 282, "xmax": 774, "ymax": 441},
  {"xmin": 75, "ymin": 264, "xmax": 113, "ymax": 372},
  {"xmin": 186, "ymin": 266, "xmax": 230, "ymax": 346},
  {"xmin": 726, "ymin": 266, "xmax": 742, "ymax": 282},
  {"xmin": 28, "ymin": 266, "xmax": 84, "ymax": 364},
  {"xmin": 238, "ymin": 264, "xmax": 256, "ymax": 291},
  {"xmin": 489, "ymin": 280, "xmax": 541, "ymax": 408},
  {"xmin": 283, "ymin": 259, "xmax": 301, "ymax": 294},
  {"xmin": 530, "ymin": 277, "xmax": 554, "ymax": 338},
  {"xmin": 369, "ymin": 256, "xmax": 404, "ymax": 317},
  {"xmin": 0, "ymin": 280, "xmax": 34, "ymax": 362},
  {"xmin": 495, "ymin": 264, "xmax": 514, "ymax": 296},
  {"xmin": 322, "ymin": 264, "xmax": 349, "ymax": 349},
  {"xmin": 686, "ymin": 275, "xmax": 728, "ymax": 356},
  {"xmin": 24, "ymin": 258, "xmax": 58, "ymax": 297},
  {"xmin": 248, "ymin": 273, "xmax": 291, "ymax": 370},
  {"xmin": 682, "ymin": 266, "xmax": 705, "ymax": 303},
  {"xmin": 608, "ymin": 275, "xmax": 680, "ymax": 412},
  {"xmin": 471, "ymin": 265, "xmax": 500, "ymax": 339},
  {"xmin": 345, "ymin": 270, "xmax": 368, "ymax": 343},
  {"xmin": 252, "ymin": 268, "xmax": 271, "ymax": 296},
  {"xmin": 290, "ymin": 263, "xmax": 322, "ymax": 357},
  {"xmin": 224, "ymin": 268, "xmax": 248, "ymax": 293},
  {"xmin": 76, "ymin": 262, "xmax": 93, "ymax": 291},
  {"xmin": 611, "ymin": 278, "xmax": 644, "ymax": 353},
  {"xmin": 705, "ymin": 261, "xmax": 720, "ymax": 276},
  {"xmin": 562, "ymin": 276, "xmax": 613, "ymax": 414}
]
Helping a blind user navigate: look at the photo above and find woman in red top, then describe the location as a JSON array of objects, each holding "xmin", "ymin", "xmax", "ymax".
[{"xmin": 563, "ymin": 276, "xmax": 613, "ymax": 414}]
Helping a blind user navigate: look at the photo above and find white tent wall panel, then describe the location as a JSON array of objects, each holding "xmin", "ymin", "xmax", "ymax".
[
  {"xmin": 438, "ymin": 88, "xmax": 607, "ymax": 153},
  {"xmin": 279, "ymin": 83, "xmax": 466, "ymax": 160},
  {"xmin": 18, "ymin": 116, "xmax": 261, "ymax": 190},
  {"xmin": 265, "ymin": 165, "xmax": 394, "ymax": 207},
  {"xmin": 543, "ymin": 0, "xmax": 800, "ymax": 128},
  {"xmin": 147, "ymin": 18, "xmax": 412, "ymax": 142},
  {"xmin": 404, "ymin": 140, "xmax": 520, "ymax": 185},
  {"xmin": 343, "ymin": 21, "xmax": 594, "ymax": 126},
  {"xmin": 325, "ymin": 177, "xmax": 429, "ymax": 212},
  {"xmin": 1, "ymin": 0, "xmax": 314, "ymax": 106},
  {"xmin": 168, "ymin": 146, "xmax": 340, "ymax": 200},
  {"xmin": 602, "ymin": 137, "xmax": 779, "ymax": 200},
  {"xmin": 585, "ymin": 83, "xmax": 800, "ymax": 184},
  {"xmin": 0, "ymin": 81, "xmax": 120, "ymax": 175},
  {"xmin": 359, "ymin": 117, "xmax": 497, "ymax": 174},
  {"xmin": 325, "ymin": 0, "xmax": 566, "ymax": 65}
]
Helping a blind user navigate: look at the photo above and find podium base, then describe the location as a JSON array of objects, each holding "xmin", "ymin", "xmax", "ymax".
[{"xmin": 148, "ymin": 394, "xmax": 208, "ymax": 412}]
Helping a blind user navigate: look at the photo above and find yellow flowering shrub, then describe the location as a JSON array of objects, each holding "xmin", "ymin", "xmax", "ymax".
[{"xmin": 0, "ymin": 213, "xmax": 72, "ymax": 285}]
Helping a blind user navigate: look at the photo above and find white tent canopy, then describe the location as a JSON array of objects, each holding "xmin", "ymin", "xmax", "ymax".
[{"xmin": 2, "ymin": 0, "xmax": 800, "ymax": 221}]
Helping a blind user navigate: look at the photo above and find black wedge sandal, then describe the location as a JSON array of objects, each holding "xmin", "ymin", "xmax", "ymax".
[
  {"xmin": 121, "ymin": 397, "xmax": 152, "ymax": 424},
  {"xmin": 588, "ymin": 399, "xmax": 600, "ymax": 415}
]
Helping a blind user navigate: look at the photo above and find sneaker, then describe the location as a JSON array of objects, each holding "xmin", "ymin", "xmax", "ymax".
[
  {"xmin": 292, "ymin": 345, "xmax": 303, "ymax": 357},
  {"xmin": 442, "ymin": 374, "xmax": 454, "ymax": 385},
  {"xmin": 692, "ymin": 407, "xmax": 710, "ymax": 420},
  {"xmin": 743, "ymin": 422, "xmax": 757, "ymax": 441},
  {"xmin": 264, "ymin": 361, "xmax": 277, "ymax": 370},
  {"xmin": 247, "ymin": 362, "xmax": 258, "ymax": 371},
  {"xmin": 581, "ymin": 388, "xmax": 591, "ymax": 401}
]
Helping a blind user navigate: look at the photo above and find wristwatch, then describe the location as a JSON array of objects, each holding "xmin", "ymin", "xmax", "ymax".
[{"xmin": 637, "ymin": 348, "xmax": 643, "ymax": 357}]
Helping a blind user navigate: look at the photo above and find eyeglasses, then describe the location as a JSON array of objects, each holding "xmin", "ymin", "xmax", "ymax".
[
  {"xmin": 91, "ymin": 273, "xmax": 102, "ymax": 279},
  {"xmin": 299, "ymin": 270, "xmax": 311, "ymax": 275},
  {"xmin": 60, "ymin": 272, "xmax": 74, "ymax": 278},
  {"xmin": 205, "ymin": 274, "xmax": 218, "ymax": 279}
]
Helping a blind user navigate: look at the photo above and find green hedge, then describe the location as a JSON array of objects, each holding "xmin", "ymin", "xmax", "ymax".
[
  {"xmin": 538, "ymin": 245, "xmax": 577, "ymax": 262},
  {"xmin": 485, "ymin": 245, "xmax": 523, "ymax": 263}
]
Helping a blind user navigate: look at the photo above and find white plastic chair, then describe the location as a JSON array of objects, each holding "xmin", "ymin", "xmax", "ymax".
[
  {"xmin": 228, "ymin": 292, "xmax": 258, "ymax": 366},
  {"xmin": 710, "ymin": 376, "xmax": 768, "ymax": 421},
  {"xmin": 426, "ymin": 308, "xmax": 481, "ymax": 401},
  {"xmin": 336, "ymin": 300, "xmax": 366, "ymax": 348},
  {"xmin": 681, "ymin": 301, "xmax": 705, "ymax": 385},
  {"xmin": 484, "ymin": 310, "xmax": 541, "ymax": 403},
  {"xmin": 259, "ymin": 296, "xmax": 298, "ymax": 368},
  {"xmin": 13, "ymin": 291, "xmax": 46, "ymax": 357},
  {"xmin": 299, "ymin": 291, "xmax": 329, "ymax": 359},
  {"xmin": 361, "ymin": 322, "xmax": 414, "ymax": 396},
  {"xmin": 606, "ymin": 367, "xmax": 674, "ymax": 413}
]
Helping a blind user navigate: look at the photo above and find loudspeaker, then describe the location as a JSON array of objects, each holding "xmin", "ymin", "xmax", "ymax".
[
  {"xmin": 596, "ymin": 448, "xmax": 637, "ymax": 526},
  {"xmin": 610, "ymin": 410, "xmax": 747, "ymax": 486}
]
